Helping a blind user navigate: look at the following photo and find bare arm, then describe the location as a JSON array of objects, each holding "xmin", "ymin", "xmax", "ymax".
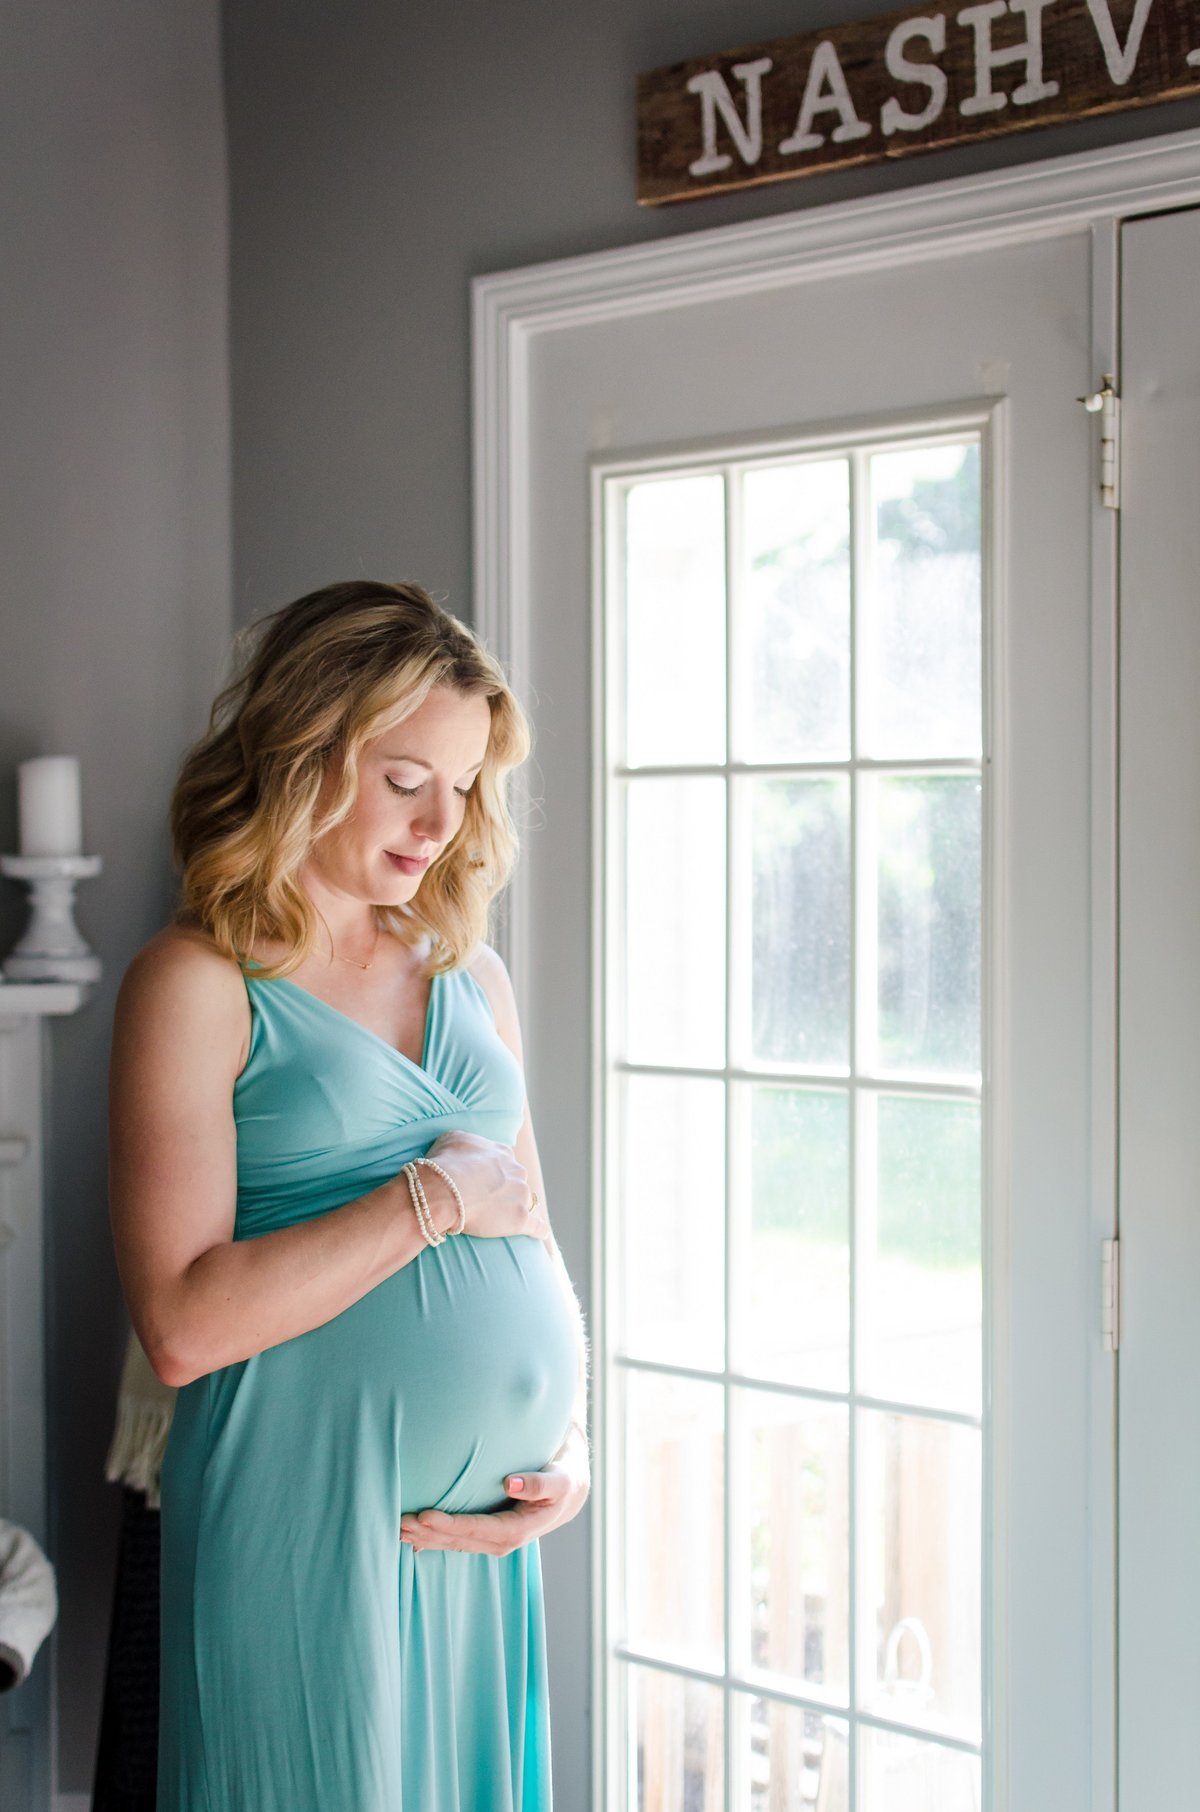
[{"xmin": 108, "ymin": 932, "xmax": 532, "ymax": 1389}]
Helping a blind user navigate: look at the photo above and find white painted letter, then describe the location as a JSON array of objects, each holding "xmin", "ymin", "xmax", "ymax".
[
  {"xmin": 956, "ymin": 0, "xmax": 1060, "ymax": 114},
  {"xmin": 1086, "ymin": 0, "xmax": 1154, "ymax": 83},
  {"xmin": 779, "ymin": 40, "xmax": 873, "ymax": 153},
  {"xmin": 882, "ymin": 15, "xmax": 950, "ymax": 133},
  {"xmin": 686, "ymin": 57, "xmax": 773, "ymax": 175}
]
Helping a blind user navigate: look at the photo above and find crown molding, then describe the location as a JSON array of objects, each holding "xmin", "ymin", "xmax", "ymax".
[{"xmin": 474, "ymin": 123, "xmax": 1200, "ymax": 344}]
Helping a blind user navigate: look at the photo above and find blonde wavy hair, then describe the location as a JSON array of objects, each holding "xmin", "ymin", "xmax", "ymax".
[{"xmin": 170, "ymin": 580, "xmax": 532, "ymax": 980}]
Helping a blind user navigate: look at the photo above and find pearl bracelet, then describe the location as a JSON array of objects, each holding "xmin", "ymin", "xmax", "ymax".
[
  {"xmin": 413, "ymin": 1156, "xmax": 467, "ymax": 1235},
  {"xmin": 402, "ymin": 1162, "xmax": 444, "ymax": 1247}
]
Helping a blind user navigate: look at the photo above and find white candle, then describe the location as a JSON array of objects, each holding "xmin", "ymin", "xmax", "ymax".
[{"xmin": 18, "ymin": 756, "xmax": 83, "ymax": 857}]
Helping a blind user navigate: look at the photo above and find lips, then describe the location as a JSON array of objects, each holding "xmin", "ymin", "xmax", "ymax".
[{"xmin": 386, "ymin": 851, "xmax": 431, "ymax": 875}]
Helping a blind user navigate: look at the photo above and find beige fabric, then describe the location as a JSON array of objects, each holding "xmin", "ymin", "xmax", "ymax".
[{"xmin": 104, "ymin": 1325, "xmax": 177, "ymax": 1509}]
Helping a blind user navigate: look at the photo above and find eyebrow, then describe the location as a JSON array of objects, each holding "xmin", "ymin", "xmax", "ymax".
[{"xmin": 378, "ymin": 753, "xmax": 486, "ymax": 773}]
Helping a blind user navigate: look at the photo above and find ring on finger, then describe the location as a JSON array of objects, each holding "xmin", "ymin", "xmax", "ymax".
[{"xmin": 527, "ymin": 1188, "xmax": 539, "ymax": 1214}]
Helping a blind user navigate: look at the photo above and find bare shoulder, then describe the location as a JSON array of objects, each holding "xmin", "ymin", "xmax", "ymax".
[
  {"xmin": 114, "ymin": 919, "xmax": 250, "ymax": 1072},
  {"xmin": 463, "ymin": 940, "xmax": 523, "ymax": 1060},
  {"xmin": 463, "ymin": 939, "xmax": 515, "ymax": 1012},
  {"xmin": 463, "ymin": 937, "xmax": 510, "ymax": 991},
  {"xmin": 121, "ymin": 918, "xmax": 245, "ymax": 1001}
]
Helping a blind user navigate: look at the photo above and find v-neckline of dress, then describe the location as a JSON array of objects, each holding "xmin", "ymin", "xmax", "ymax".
[{"xmin": 269, "ymin": 964, "xmax": 441, "ymax": 1081}]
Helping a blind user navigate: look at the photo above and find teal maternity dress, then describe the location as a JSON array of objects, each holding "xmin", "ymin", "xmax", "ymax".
[{"xmin": 157, "ymin": 957, "xmax": 580, "ymax": 1811}]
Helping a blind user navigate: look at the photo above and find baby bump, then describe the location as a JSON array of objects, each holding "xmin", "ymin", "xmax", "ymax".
[
  {"xmin": 384, "ymin": 1232, "xmax": 579, "ymax": 1510},
  {"xmin": 164, "ymin": 1231, "xmax": 580, "ymax": 1542},
  {"xmin": 328, "ymin": 1231, "xmax": 579, "ymax": 1514}
]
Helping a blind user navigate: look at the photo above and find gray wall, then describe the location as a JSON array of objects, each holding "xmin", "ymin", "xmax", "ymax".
[
  {"xmin": 221, "ymin": 4, "xmax": 1200, "ymax": 1806},
  {"xmin": 0, "ymin": 0, "xmax": 230, "ymax": 1795},
  {"xmin": 222, "ymin": 0, "xmax": 1200, "ymax": 622}
]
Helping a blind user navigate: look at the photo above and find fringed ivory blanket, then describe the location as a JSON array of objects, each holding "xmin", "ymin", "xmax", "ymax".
[{"xmin": 105, "ymin": 1328, "xmax": 177, "ymax": 1509}]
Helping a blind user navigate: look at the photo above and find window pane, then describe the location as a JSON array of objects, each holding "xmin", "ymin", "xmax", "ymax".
[
  {"xmin": 738, "ymin": 459, "xmax": 850, "ymax": 763},
  {"xmin": 627, "ymin": 1663, "xmax": 725, "ymax": 1812},
  {"xmin": 742, "ymin": 1388, "xmax": 849, "ymax": 1698},
  {"xmin": 620, "ymin": 1073, "xmax": 725, "ymax": 1370},
  {"xmin": 747, "ymin": 777, "xmax": 850, "ymax": 1069},
  {"xmin": 607, "ymin": 429, "xmax": 989, "ymax": 1812},
  {"xmin": 860, "ymin": 1095, "xmax": 982, "ymax": 1417},
  {"xmin": 625, "ymin": 475, "xmax": 726, "ymax": 767},
  {"xmin": 864, "ymin": 442, "xmax": 981, "ymax": 759},
  {"xmin": 625, "ymin": 1371, "xmax": 724, "ymax": 1670},
  {"xmin": 858, "ymin": 1726, "xmax": 982, "ymax": 1812},
  {"xmin": 737, "ymin": 1084, "xmax": 849, "ymax": 1392},
  {"xmin": 739, "ymin": 1692, "xmax": 849, "ymax": 1812},
  {"xmin": 876, "ymin": 776, "xmax": 980, "ymax": 1076},
  {"xmin": 859, "ymin": 1410, "xmax": 981, "ymax": 1745},
  {"xmin": 625, "ymin": 776, "xmax": 725, "ymax": 1068}
]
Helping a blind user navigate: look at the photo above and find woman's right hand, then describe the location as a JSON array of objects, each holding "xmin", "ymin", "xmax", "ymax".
[{"xmin": 414, "ymin": 1130, "xmax": 550, "ymax": 1241}]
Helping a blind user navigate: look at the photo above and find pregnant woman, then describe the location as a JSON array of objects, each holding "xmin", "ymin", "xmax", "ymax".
[{"xmin": 107, "ymin": 579, "xmax": 589, "ymax": 1810}]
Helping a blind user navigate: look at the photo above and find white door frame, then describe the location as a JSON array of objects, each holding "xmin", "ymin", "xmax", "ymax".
[{"xmin": 471, "ymin": 122, "xmax": 1200, "ymax": 1812}]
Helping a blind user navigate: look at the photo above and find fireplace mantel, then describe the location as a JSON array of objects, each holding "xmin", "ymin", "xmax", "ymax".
[{"xmin": 0, "ymin": 980, "xmax": 93, "ymax": 1812}]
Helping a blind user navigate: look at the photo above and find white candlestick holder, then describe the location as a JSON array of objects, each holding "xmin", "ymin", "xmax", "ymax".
[{"xmin": 0, "ymin": 853, "xmax": 103, "ymax": 982}]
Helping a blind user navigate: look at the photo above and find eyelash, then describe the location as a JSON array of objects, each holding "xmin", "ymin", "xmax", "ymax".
[{"xmin": 386, "ymin": 778, "xmax": 474, "ymax": 800}]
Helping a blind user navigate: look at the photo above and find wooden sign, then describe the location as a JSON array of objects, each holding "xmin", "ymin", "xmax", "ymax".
[{"xmin": 638, "ymin": 0, "xmax": 1200, "ymax": 203}]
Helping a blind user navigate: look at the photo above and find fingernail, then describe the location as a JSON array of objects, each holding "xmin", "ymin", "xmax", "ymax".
[{"xmin": 509, "ymin": 1476, "xmax": 524, "ymax": 1492}]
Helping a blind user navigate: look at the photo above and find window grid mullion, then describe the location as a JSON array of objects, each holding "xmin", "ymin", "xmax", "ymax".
[
  {"xmin": 848, "ymin": 444, "xmax": 867, "ymax": 1809},
  {"xmin": 614, "ymin": 756, "xmax": 980, "ymax": 779},
  {"xmin": 613, "ymin": 1643, "xmax": 984, "ymax": 1757},
  {"xmin": 613, "ymin": 1060, "xmax": 982, "ymax": 1098},
  {"xmin": 723, "ymin": 458, "xmax": 736, "ymax": 1812}
]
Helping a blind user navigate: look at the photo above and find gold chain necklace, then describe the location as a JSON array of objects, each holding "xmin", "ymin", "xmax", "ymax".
[{"xmin": 331, "ymin": 918, "xmax": 381, "ymax": 971}]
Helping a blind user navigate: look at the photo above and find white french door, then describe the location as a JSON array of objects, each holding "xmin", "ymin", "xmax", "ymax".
[
  {"xmin": 472, "ymin": 131, "xmax": 1200, "ymax": 1812},
  {"xmin": 524, "ymin": 224, "xmax": 1100, "ymax": 1812},
  {"xmin": 1116, "ymin": 204, "xmax": 1200, "ymax": 1812}
]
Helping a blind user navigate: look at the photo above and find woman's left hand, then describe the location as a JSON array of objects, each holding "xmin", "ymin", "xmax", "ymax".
[{"xmin": 400, "ymin": 1424, "xmax": 590, "ymax": 1557}]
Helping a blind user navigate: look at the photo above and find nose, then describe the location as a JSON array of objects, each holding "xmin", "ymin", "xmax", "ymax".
[{"xmin": 410, "ymin": 786, "xmax": 457, "ymax": 845}]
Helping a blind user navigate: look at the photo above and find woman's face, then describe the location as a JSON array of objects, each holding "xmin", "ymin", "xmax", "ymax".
[{"xmin": 305, "ymin": 684, "xmax": 493, "ymax": 908}]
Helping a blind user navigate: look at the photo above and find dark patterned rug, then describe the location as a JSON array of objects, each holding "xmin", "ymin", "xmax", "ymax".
[{"xmin": 92, "ymin": 1486, "xmax": 159, "ymax": 1811}]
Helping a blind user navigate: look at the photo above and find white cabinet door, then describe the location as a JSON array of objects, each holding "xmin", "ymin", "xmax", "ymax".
[
  {"xmin": 1117, "ymin": 205, "xmax": 1200, "ymax": 1812},
  {"xmin": 512, "ymin": 225, "xmax": 1105, "ymax": 1812}
]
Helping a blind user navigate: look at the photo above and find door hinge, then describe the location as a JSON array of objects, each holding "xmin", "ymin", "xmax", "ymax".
[
  {"xmin": 1101, "ymin": 1235, "xmax": 1120, "ymax": 1351},
  {"xmin": 1077, "ymin": 375, "xmax": 1120, "ymax": 510}
]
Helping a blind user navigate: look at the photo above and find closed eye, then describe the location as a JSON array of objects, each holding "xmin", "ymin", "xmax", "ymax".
[{"xmin": 387, "ymin": 778, "xmax": 473, "ymax": 799}]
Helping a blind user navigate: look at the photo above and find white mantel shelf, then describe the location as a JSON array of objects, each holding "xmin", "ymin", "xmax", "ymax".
[
  {"xmin": 0, "ymin": 977, "xmax": 94, "ymax": 1812},
  {"xmin": 0, "ymin": 981, "xmax": 90, "ymax": 1017}
]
